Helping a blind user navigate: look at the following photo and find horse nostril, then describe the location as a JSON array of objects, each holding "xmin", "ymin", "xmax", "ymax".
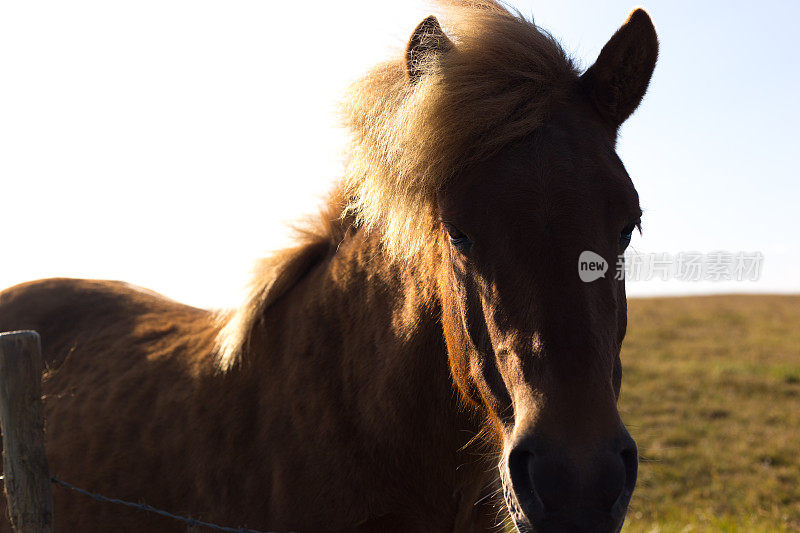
[
  {"xmin": 621, "ymin": 444, "xmax": 638, "ymax": 479},
  {"xmin": 506, "ymin": 447, "xmax": 544, "ymax": 519},
  {"xmin": 616, "ymin": 439, "xmax": 639, "ymax": 509},
  {"xmin": 507, "ymin": 444, "xmax": 579, "ymax": 516}
]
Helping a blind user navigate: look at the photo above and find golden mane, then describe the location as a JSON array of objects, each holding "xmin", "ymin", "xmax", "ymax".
[
  {"xmin": 215, "ymin": 188, "xmax": 353, "ymax": 370},
  {"xmin": 343, "ymin": 0, "xmax": 577, "ymax": 259},
  {"xmin": 215, "ymin": 0, "xmax": 578, "ymax": 369}
]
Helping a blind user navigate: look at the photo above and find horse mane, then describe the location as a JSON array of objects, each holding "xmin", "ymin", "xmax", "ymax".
[
  {"xmin": 343, "ymin": 0, "xmax": 578, "ymax": 258},
  {"xmin": 215, "ymin": 187, "xmax": 354, "ymax": 370},
  {"xmin": 215, "ymin": 0, "xmax": 578, "ymax": 369}
]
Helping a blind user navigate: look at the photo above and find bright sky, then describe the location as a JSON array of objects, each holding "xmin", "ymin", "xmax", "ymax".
[{"xmin": 1, "ymin": 1, "xmax": 798, "ymax": 309}]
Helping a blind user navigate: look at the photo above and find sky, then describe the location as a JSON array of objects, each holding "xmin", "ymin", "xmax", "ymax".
[{"xmin": 1, "ymin": 1, "xmax": 798, "ymax": 309}]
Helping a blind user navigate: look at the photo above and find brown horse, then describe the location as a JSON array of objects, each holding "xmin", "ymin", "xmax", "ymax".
[{"xmin": 0, "ymin": 2, "xmax": 657, "ymax": 532}]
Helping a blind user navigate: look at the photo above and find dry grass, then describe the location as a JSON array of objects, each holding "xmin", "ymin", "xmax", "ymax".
[{"xmin": 619, "ymin": 295, "xmax": 800, "ymax": 532}]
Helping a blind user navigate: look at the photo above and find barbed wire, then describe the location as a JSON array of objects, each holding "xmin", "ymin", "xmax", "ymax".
[{"xmin": 49, "ymin": 476, "xmax": 278, "ymax": 533}]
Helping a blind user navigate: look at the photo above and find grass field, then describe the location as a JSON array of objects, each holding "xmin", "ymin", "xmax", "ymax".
[{"xmin": 618, "ymin": 295, "xmax": 800, "ymax": 532}]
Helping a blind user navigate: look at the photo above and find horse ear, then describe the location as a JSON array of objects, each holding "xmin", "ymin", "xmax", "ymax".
[
  {"xmin": 580, "ymin": 8, "xmax": 658, "ymax": 129},
  {"xmin": 406, "ymin": 15, "xmax": 453, "ymax": 83}
]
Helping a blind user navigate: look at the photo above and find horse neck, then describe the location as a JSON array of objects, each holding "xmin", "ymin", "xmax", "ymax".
[
  {"xmin": 249, "ymin": 228, "xmax": 456, "ymax": 423},
  {"xmin": 231, "ymin": 228, "xmax": 488, "ymax": 499}
]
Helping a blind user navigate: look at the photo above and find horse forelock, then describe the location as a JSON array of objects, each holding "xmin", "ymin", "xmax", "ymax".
[{"xmin": 343, "ymin": 0, "xmax": 578, "ymax": 261}]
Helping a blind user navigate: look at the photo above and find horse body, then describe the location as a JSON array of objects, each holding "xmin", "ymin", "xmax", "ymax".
[{"xmin": 0, "ymin": 226, "xmax": 496, "ymax": 532}]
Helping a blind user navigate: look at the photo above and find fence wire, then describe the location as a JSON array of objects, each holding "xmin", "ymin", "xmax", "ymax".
[{"xmin": 49, "ymin": 476, "xmax": 277, "ymax": 533}]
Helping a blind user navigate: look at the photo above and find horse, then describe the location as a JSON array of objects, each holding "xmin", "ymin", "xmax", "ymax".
[{"xmin": 0, "ymin": 2, "xmax": 658, "ymax": 531}]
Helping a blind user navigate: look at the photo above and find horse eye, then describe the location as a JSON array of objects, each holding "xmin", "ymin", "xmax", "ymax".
[
  {"xmin": 442, "ymin": 223, "xmax": 472, "ymax": 254},
  {"xmin": 619, "ymin": 218, "xmax": 641, "ymax": 249}
]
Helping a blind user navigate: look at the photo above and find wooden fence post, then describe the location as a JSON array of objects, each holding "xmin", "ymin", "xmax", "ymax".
[{"xmin": 0, "ymin": 331, "xmax": 54, "ymax": 533}]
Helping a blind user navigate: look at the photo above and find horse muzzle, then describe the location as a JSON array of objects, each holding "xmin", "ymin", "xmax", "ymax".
[{"xmin": 500, "ymin": 429, "xmax": 638, "ymax": 533}]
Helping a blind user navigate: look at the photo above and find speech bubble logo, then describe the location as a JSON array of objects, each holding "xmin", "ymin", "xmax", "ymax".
[{"xmin": 578, "ymin": 251, "xmax": 608, "ymax": 282}]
